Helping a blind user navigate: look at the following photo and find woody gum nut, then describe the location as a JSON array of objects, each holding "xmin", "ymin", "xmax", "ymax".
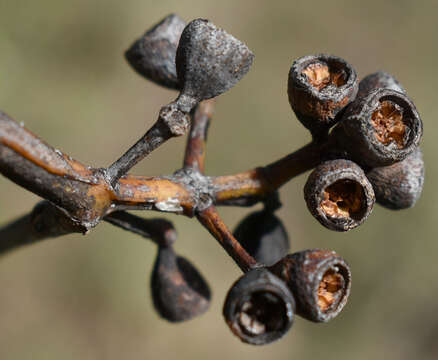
[
  {"xmin": 287, "ymin": 54, "xmax": 358, "ymax": 138},
  {"xmin": 367, "ymin": 147, "xmax": 424, "ymax": 210},
  {"xmin": 338, "ymin": 88, "xmax": 423, "ymax": 168},
  {"xmin": 151, "ymin": 245, "xmax": 211, "ymax": 322},
  {"xmin": 233, "ymin": 210, "xmax": 290, "ymax": 266},
  {"xmin": 357, "ymin": 71, "xmax": 405, "ymax": 98},
  {"xmin": 304, "ymin": 159, "xmax": 375, "ymax": 232},
  {"xmin": 175, "ymin": 18, "xmax": 254, "ymax": 110},
  {"xmin": 223, "ymin": 268, "xmax": 295, "ymax": 345},
  {"xmin": 269, "ymin": 249, "xmax": 351, "ymax": 323},
  {"xmin": 125, "ymin": 14, "xmax": 186, "ymax": 89}
]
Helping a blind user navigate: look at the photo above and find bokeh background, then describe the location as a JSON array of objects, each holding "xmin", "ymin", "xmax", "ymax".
[{"xmin": 0, "ymin": 0, "xmax": 437, "ymax": 359}]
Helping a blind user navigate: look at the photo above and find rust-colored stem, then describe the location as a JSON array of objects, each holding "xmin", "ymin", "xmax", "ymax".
[
  {"xmin": 183, "ymin": 99, "xmax": 215, "ymax": 173},
  {"xmin": 1, "ymin": 109, "xmax": 334, "ymax": 264},
  {"xmin": 0, "ymin": 113, "xmax": 197, "ymax": 223},
  {"xmin": 196, "ymin": 205, "xmax": 259, "ymax": 273},
  {"xmin": 114, "ymin": 174, "xmax": 196, "ymax": 216},
  {"xmin": 212, "ymin": 140, "xmax": 332, "ymax": 205}
]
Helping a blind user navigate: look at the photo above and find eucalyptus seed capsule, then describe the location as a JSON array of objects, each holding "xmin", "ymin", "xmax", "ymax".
[
  {"xmin": 338, "ymin": 88, "xmax": 422, "ymax": 167},
  {"xmin": 304, "ymin": 159, "xmax": 375, "ymax": 231},
  {"xmin": 367, "ymin": 147, "xmax": 424, "ymax": 210},
  {"xmin": 125, "ymin": 14, "xmax": 186, "ymax": 89},
  {"xmin": 151, "ymin": 245, "xmax": 211, "ymax": 322},
  {"xmin": 287, "ymin": 54, "xmax": 358, "ymax": 138},
  {"xmin": 175, "ymin": 19, "xmax": 254, "ymax": 110},
  {"xmin": 233, "ymin": 210, "xmax": 290, "ymax": 266},
  {"xmin": 357, "ymin": 71, "xmax": 405, "ymax": 98},
  {"xmin": 269, "ymin": 249, "xmax": 351, "ymax": 323},
  {"xmin": 223, "ymin": 268, "xmax": 295, "ymax": 345}
]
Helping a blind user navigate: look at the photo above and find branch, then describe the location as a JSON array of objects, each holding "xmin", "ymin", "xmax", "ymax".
[
  {"xmin": 211, "ymin": 139, "xmax": 335, "ymax": 206},
  {"xmin": 0, "ymin": 106, "xmax": 337, "ymax": 262},
  {"xmin": 0, "ymin": 112, "xmax": 200, "ymax": 225}
]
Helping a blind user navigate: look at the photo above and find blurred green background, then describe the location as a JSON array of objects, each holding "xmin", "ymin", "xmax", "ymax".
[{"xmin": 0, "ymin": 0, "xmax": 437, "ymax": 359}]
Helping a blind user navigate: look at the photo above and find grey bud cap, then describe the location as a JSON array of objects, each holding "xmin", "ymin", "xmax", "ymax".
[
  {"xmin": 233, "ymin": 210, "xmax": 290, "ymax": 266},
  {"xmin": 125, "ymin": 14, "xmax": 186, "ymax": 89},
  {"xmin": 176, "ymin": 19, "xmax": 254, "ymax": 104},
  {"xmin": 357, "ymin": 71, "xmax": 405, "ymax": 99},
  {"xmin": 367, "ymin": 147, "xmax": 424, "ymax": 210}
]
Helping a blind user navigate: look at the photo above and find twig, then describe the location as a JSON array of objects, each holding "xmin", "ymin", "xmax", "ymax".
[
  {"xmin": 183, "ymin": 99, "xmax": 215, "ymax": 173},
  {"xmin": 106, "ymin": 103, "xmax": 191, "ymax": 187},
  {"xmin": 211, "ymin": 139, "xmax": 335, "ymax": 205},
  {"xmin": 196, "ymin": 205, "xmax": 259, "ymax": 272},
  {"xmin": 1, "ymin": 106, "xmax": 334, "ymax": 260}
]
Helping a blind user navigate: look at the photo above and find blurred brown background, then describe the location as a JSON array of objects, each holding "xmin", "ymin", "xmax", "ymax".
[{"xmin": 0, "ymin": 0, "xmax": 437, "ymax": 359}]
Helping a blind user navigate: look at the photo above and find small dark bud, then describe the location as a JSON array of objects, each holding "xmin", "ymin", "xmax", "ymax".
[
  {"xmin": 357, "ymin": 71, "xmax": 405, "ymax": 98},
  {"xmin": 304, "ymin": 159, "xmax": 375, "ymax": 231},
  {"xmin": 287, "ymin": 54, "xmax": 358, "ymax": 138},
  {"xmin": 269, "ymin": 249, "xmax": 351, "ymax": 323},
  {"xmin": 176, "ymin": 19, "xmax": 254, "ymax": 107},
  {"xmin": 367, "ymin": 147, "xmax": 424, "ymax": 210},
  {"xmin": 223, "ymin": 268, "xmax": 295, "ymax": 345},
  {"xmin": 125, "ymin": 14, "xmax": 186, "ymax": 89},
  {"xmin": 233, "ymin": 210, "xmax": 290, "ymax": 266},
  {"xmin": 338, "ymin": 88, "xmax": 423, "ymax": 167},
  {"xmin": 151, "ymin": 245, "xmax": 211, "ymax": 322}
]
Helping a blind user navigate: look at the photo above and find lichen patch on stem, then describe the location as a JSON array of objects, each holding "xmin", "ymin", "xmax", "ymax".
[
  {"xmin": 321, "ymin": 180, "xmax": 363, "ymax": 219},
  {"xmin": 371, "ymin": 100, "xmax": 406, "ymax": 148},
  {"xmin": 302, "ymin": 63, "xmax": 346, "ymax": 91},
  {"xmin": 317, "ymin": 269, "xmax": 344, "ymax": 312}
]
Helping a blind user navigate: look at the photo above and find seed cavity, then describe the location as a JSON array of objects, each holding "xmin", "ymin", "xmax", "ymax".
[
  {"xmin": 321, "ymin": 179, "xmax": 364, "ymax": 220},
  {"xmin": 317, "ymin": 268, "xmax": 344, "ymax": 312},
  {"xmin": 371, "ymin": 100, "xmax": 406, "ymax": 148},
  {"xmin": 302, "ymin": 63, "xmax": 347, "ymax": 91},
  {"xmin": 238, "ymin": 291, "xmax": 287, "ymax": 336}
]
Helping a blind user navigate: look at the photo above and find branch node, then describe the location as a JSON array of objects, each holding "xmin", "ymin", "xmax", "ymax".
[{"xmin": 158, "ymin": 102, "xmax": 191, "ymax": 137}]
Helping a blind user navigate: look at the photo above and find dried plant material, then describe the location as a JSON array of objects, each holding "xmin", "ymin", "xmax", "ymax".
[
  {"xmin": 239, "ymin": 301, "xmax": 266, "ymax": 335},
  {"xmin": 317, "ymin": 269, "xmax": 343, "ymax": 312},
  {"xmin": 303, "ymin": 63, "xmax": 331, "ymax": 90},
  {"xmin": 269, "ymin": 249, "xmax": 351, "ymax": 322},
  {"xmin": 321, "ymin": 180, "xmax": 363, "ymax": 219},
  {"xmin": 302, "ymin": 63, "xmax": 347, "ymax": 91},
  {"xmin": 233, "ymin": 210, "xmax": 289, "ymax": 266},
  {"xmin": 371, "ymin": 101, "xmax": 406, "ymax": 148},
  {"xmin": 305, "ymin": 159, "xmax": 375, "ymax": 231},
  {"xmin": 238, "ymin": 292, "xmax": 287, "ymax": 336},
  {"xmin": 367, "ymin": 148, "xmax": 424, "ymax": 210},
  {"xmin": 223, "ymin": 269, "xmax": 294, "ymax": 344}
]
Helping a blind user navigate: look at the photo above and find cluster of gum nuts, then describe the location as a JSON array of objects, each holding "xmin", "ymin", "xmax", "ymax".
[{"xmin": 124, "ymin": 14, "xmax": 424, "ymax": 345}]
